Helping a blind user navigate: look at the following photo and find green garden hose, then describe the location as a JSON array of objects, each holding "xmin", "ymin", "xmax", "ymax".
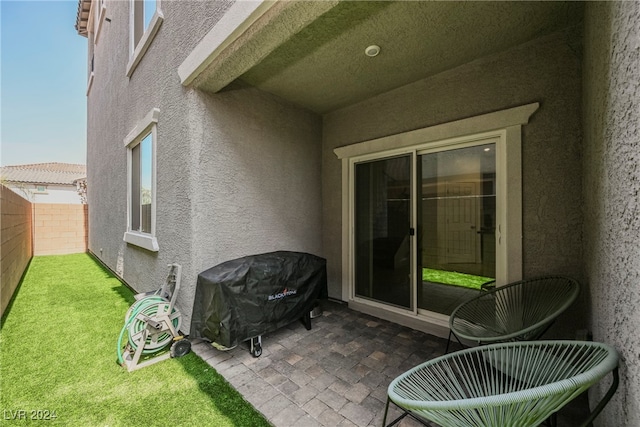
[{"xmin": 116, "ymin": 296, "xmax": 181, "ymax": 364}]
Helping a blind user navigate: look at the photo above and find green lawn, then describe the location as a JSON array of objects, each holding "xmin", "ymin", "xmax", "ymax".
[
  {"xmin": 0, "ymin": 254, "xmax": 270, "ymax": 427},
  {"xmin": 422, "ymin": 268, "xmax": 494, "ymax": 290}
]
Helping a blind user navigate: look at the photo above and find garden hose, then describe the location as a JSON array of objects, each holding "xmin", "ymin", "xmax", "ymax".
[{"xmin": 116, "ymin": 295, "xmax": 181, "ymax": 365}]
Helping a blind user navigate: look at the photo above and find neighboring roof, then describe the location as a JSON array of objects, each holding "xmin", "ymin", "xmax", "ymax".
[
  {"xmin": 75, "ymin": 0, "xmax": 91, "ymax": 37},
  {"xmin": 1, "ymin": 163, "xmax": 87, "ymax": 185}
]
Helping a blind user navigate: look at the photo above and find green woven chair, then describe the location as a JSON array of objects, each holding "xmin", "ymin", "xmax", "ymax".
[
  {"xmin": 446, "ymin": 276, "xmax": 580, "ymax": 353},
  {"xmin": 383, "ymin": 340, "xmax": 619, "ymax": 427}
]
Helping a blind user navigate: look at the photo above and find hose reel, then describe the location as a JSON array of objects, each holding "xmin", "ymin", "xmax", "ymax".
[{"xmin": 117, "ymin": 264, "xmax": 191, "ymax": 371}]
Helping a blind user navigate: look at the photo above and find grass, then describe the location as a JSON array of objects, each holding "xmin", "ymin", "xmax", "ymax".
[
  {"xmin": 422, "ymin": 268, "xmax": 494, "ymax": 290},
  {"xmin": 0, "ymin": 254, "xmax": 270, "ymax": 427}
]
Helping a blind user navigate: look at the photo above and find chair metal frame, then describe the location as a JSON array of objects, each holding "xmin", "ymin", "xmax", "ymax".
[
  {"xmin": 383, "ymin": 340, "xmax": 619, "ymax": 427},
  {"xmin": 446, "ymin": 275, "xmax": 580, "ymax": 353}
]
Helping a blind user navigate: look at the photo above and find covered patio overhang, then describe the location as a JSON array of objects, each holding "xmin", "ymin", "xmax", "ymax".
[
  {"xmin": 178, "ymin": 0, "xmax": 583, "ymax": 114},
  {"xmin": 178, "ymin": 0, "xmax": 587, "ymax": 338}
]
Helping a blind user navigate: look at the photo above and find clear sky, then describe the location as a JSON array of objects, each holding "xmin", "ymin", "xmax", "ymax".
[{"xmin": 1, "ymin": 0, "xmax": 87, "ymax": 167}]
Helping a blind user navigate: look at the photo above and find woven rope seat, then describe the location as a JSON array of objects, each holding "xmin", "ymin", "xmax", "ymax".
[
  {"xmin": 448, "ymin": 276, "xmax": 580, "ymax": 349},
  {"xmin": 384, "ymin": 341, "xmax": 619, "ymax": 427}
]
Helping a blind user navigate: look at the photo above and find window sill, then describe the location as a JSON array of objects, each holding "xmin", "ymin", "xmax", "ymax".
[
  {"xmin": 123, "ymin": 231, "xmax": 159, "ymax": 252},
  {"xmin": 86, "ymin": 71, "xmax": 95, "ymax": 96},
  {"xmin": 126, "ymin": 10, "xmax": 164, "ymax": 77}
]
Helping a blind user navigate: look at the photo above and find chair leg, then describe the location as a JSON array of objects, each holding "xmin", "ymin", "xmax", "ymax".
[
  {"xmin": 579, "ymin": 367, "xmax": 619, "ymax": 427},
  {"xmin": 445, "ymin": 330, "xmax": 465, "ymax": 354},
  {"xmin": 382, "ymin": 398, "xmax": 410, "ymax": 427},
  {"xmin": 382, "ymin": 397, "xmax": 390, "ymax": 427}
]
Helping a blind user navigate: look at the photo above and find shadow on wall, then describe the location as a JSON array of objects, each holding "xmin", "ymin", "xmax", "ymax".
[{"xmin": 0, "ymin": 185, "xmax": 33, "ymax": 319}]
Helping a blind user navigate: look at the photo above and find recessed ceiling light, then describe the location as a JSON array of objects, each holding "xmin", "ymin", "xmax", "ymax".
[
  {"xmin": 365, "ymin": 45, "xmax": 381, "ymax": 57},
  {"xmin": 484, "ymin": 148, "xmax": 491, "ymax": 152}
]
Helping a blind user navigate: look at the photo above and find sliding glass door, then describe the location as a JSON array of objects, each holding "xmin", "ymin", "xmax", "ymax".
[
  {"xmin": 354, "ymin": 155, "xmax": 412, "ymax": 309},
  {"xmin": 418, "ymin": 143, "xmax": 496, "ymax": 315},
  {"xmin": 352, "ymin": 142, "xmax": 497, "ymax": 315}
]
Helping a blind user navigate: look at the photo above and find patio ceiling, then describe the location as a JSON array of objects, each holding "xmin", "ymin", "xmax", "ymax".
[{"xmin": 185, "ymin": 1, "xmax": 584, "ymax": 114}]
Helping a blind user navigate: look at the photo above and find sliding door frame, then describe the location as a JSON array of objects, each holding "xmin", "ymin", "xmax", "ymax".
[{"xmin": 334, "ymin": 103, "xmax": 537, "ymax": 335}]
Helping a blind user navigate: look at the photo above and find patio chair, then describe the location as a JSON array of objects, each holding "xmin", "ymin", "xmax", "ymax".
[
  {"xmin": 446, "ymin": 276, "xmax": 580, "ymax": 353},
  {"xmin": 383, "ymin": 340, "xmax": 619, "ymax": 427}
]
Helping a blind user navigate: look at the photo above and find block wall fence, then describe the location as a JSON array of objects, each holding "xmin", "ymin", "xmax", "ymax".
[
  {"xmin": 33, "ymin": 203, "xmax": 88, "ymax": 256},
  {"xmin": 1, "ymin": 186, "xmax": 33, "ymax": 317},
  {"xmin": 1, "ymin": 185, "xmax": 88, "ymax": 317}
]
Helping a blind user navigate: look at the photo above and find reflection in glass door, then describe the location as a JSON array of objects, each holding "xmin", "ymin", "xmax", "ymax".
[
  {"xmin": 354, "ymin": 155, "xmax": 412, "ymax": 309},
  {"xmin": 352, "ymin": 143, "xmax": 497, "ymax": 316},
  {"xmin": 418, "ymin": 143, "xmax": 496, "ymax": 315}
]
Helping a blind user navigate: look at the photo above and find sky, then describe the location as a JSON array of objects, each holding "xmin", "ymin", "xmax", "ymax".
[{"xmin": 1, "ymin": 0, "xmax": 87, "ymax": 166}]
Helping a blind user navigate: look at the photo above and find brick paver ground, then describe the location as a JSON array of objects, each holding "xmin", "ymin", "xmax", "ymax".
[{"xmin": 191, "ymin": 300, "xmax": 588, "ymax": 427}]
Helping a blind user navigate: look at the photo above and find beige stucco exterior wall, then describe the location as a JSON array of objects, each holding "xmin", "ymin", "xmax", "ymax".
[
  {"xmin": 86, "ymin": 0, "xmax": 322, "ymax": 332},
  {"xmin": 1, "ymin": 185, "xmax": 32, "ymax": 317},
  {"xmin": 583, "ymin": 2, "xmax": 640, "ymax": 425},
  {"xmin": 189, "ymin": 86, "xmax": 322, "ymax": 274},
  {"xmin": 322, "ymin": 28, "xmax": 585, "ymax": 335}
]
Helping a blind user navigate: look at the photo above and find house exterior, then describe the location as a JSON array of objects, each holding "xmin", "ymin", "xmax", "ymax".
[
  {"xmin": 76, "ymin": 1, "xmax": 639, "ymax": 424},
  {"xmin": 0, "ymin": 163, "xmax": 87, "ymax": 204}
]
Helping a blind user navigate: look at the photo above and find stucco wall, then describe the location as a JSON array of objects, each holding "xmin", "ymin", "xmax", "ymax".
[
  {"xmin": 583, "ymin": 2, "xmax": 640, "ymax": 425},
  {"xmin": 322, "ymin": 29, "xmax": 585, "ymax": 334},
  {"xmin": 86, "ymin": 0, "xmax": 235, "ymax": 327},
  {"xmin": 86, "ymin": 0, "xmax": 323, "ymax": 331},
  {"xmin": 190, "ymin": 86, "xmax": 323, "ymax": 274},
  {"xmin": 1, "ymin": 185, "xmax": 32, "ymax": 317}
]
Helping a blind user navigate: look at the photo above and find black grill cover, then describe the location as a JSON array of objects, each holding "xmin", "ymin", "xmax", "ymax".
[{"xmin": 190, "ymin": 251, "xmax": 327, "ymax": 348}]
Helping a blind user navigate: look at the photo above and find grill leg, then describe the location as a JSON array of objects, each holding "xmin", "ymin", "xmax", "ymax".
[
  {"xmin": 301, "ymin": 311, "xmax": 312, "ymax": 330},
  {"xmin": 250, "ymin": 336, "xmax": 262, "ymax": 357}
]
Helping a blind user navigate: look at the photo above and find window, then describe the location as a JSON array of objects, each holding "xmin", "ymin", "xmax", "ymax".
[
  {"xmin": 123, "ymin": 108, "xmax": 159, "ymax": 251},
  {"xmin": 35, "ymin": 185, "xmax": 47, "ymax": 193},
  {"xmin": 126, "ymin": 0, "xmax": 163, "ymax": 77}
]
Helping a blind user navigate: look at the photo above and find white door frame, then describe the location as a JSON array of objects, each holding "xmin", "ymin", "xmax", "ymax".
[{"xmin": 334, "ymin": 103, "xmax": 538, "ymax": 337}]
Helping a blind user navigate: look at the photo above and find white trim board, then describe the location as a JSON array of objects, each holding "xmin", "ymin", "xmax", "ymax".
[{"xmin": 334, "ymin": 103, "xmax": 539, "ymax": 159}]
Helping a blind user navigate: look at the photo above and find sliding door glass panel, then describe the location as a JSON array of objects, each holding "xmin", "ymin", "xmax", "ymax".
[
  {"xmin": 418, "ymin": 143, "xmax": 496, "ymax": 315},
  {"xmin": 355, "ymin": 155, "xmax": 412, "ymax": 309}
]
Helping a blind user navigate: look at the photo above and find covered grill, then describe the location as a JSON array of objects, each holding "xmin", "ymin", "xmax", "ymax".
[{"xmin": 190, "ymin": 251, "xmax": 327, "ymax": 356}]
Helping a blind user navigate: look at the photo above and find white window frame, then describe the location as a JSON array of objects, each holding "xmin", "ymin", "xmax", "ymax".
[
  {"xmin": 123, "ymin": 107, "xmax": 159, "ymax": 252},
  {"xmin": 334, "ymin": 103, "xmax": 538, "ymax": 333},
  {"xmin": 94, "ymin": 0, "xmax": 107, "ymax": 44},
  {"xmin": 87, "ymin": 53, "xmax": 95, "ymax": 96},
  {"xmin": 126, "ymin": 0, "xmax": 164, "ymax": 77}
]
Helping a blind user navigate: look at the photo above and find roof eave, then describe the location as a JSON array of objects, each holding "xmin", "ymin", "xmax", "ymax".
[{"xmin": 75, "ymin": 0, "xmax": 91, "ymax": 37}]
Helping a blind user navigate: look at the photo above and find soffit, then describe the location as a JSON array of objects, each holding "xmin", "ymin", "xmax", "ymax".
[
  {"xmin": 233, "ymin": 1, "xmax": 583, "ymax": 114},
  {"xmin": 75, "ymin": 0, "xmax": 92, "ymax": 37}
]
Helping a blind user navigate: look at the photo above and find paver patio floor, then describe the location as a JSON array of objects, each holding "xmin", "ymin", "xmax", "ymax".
[{"xmin": 191, "ymin": 300, "xmax": 588, "ymax": 427}]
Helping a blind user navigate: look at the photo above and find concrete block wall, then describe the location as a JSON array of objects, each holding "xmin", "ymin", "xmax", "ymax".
[
  {"xmin": 33, "ymin": 204, "xmax": 88, "ymax": 256},
  {"xmin": 1, "ymin": 185, "xmax": 33, "ymax": 317}
]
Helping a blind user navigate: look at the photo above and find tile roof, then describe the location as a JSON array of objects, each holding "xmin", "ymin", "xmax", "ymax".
[
  {"xmin": 75, "ymin": 0, "xmax": 91, "ymax": 37},
  {"xmin": 1, "ymin": 163, "xmax": 87, "ymax": 185}
]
